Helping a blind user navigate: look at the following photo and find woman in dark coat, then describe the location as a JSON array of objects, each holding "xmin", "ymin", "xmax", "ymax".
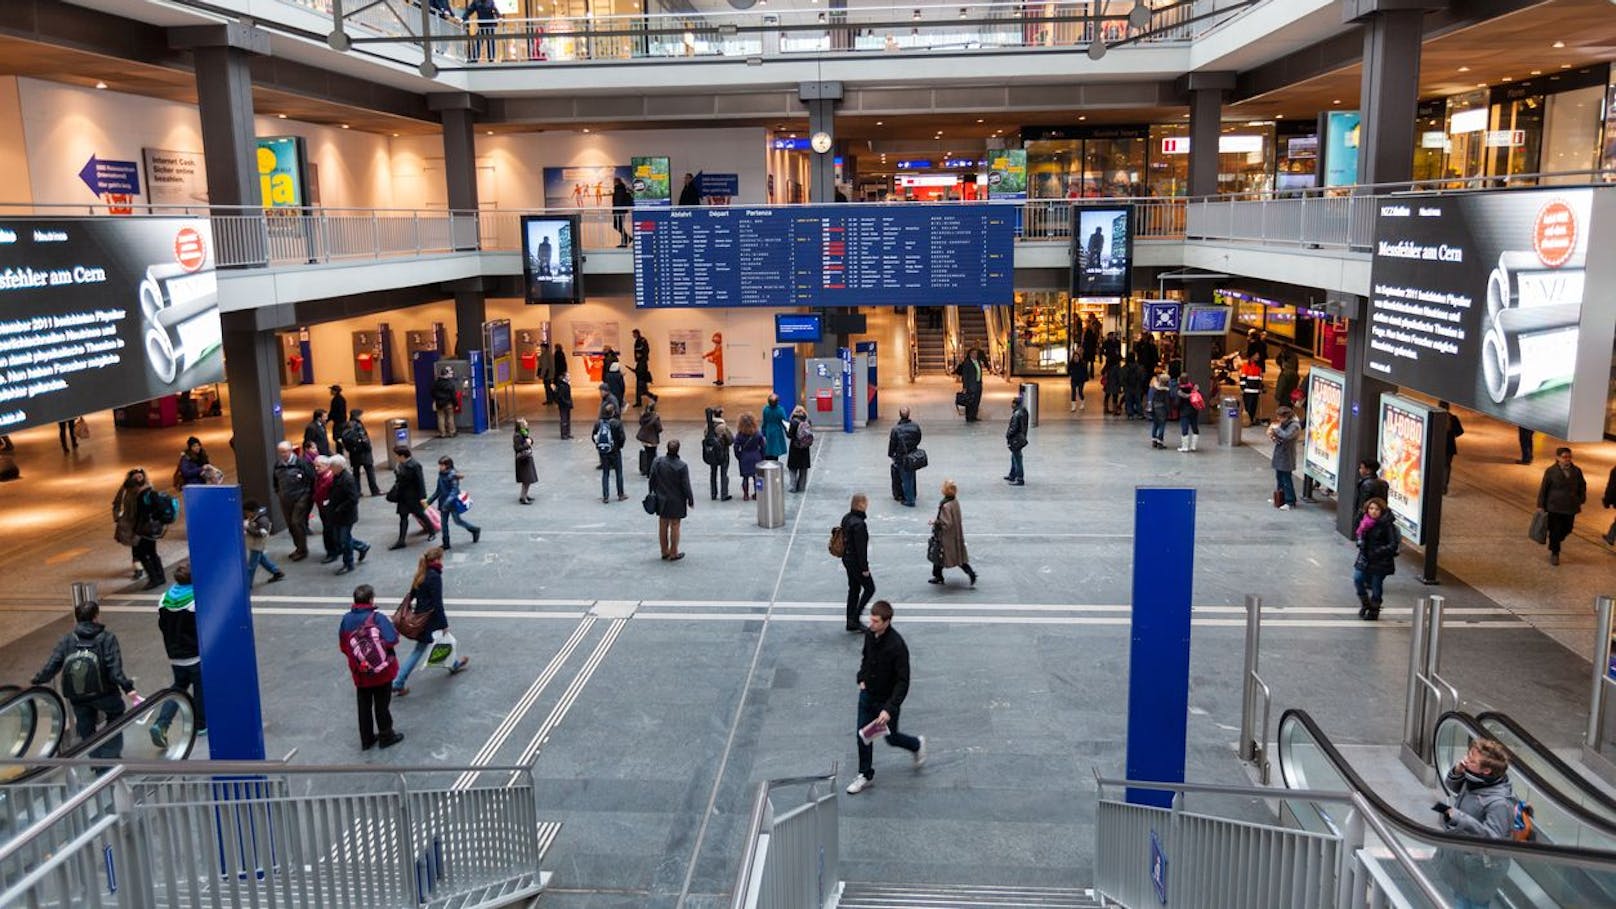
[
  {"xmin": 1353, "ymin": 497, "xmax": 1400, "ymax": 621},
  {"xmin": 513, "ymin": 418, "xmax": 538, "ymax": 504},
  {"xmin": 392, "ymin": 547, "xmax": 468, "ymax": 696},
  {"xmin": 733, "ymin": 413, "xmax": 765, "ymax": 501},
  {"xmin": 786, "ymin": 405, "xmax": 812, "ymax": 493},
  {"xmin": 929, "ymin": 478, "xmax": 977, "ymax": 586}
]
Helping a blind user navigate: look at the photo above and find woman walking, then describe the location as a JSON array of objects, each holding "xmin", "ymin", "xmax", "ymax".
[
  {"xmin": 427, "ymin": 457, "xmax": 481, "ymax": 549},
  {"xmin": 513, "ymin": 418, "xmax": 537, "ymax": 504},
  {"xmin": 1353, "ymin": 497, "xmax": 1400, "ymax": 621},
  {"xmin": 733, "ymin": 413, "xmax": 765, "ymax": 501},
  {"xmin": 928, "ymin": 479, "xmax": 977, "ymax": 586},
  {"xmin": 786, "ymin": 405, "xmax": 813, "ymax": 493},
  {"xmin": 704, "ymin": 405, "xmax": 734, "ymax": 501},
  {"xmin": 637, "ymin": 400, "xmax": 663, "ymax": 477},
  {"xmin": 1067, "ymin": 355, "xmax": 1087, "ymax": 413},
  {"xmin": 393, "ymin": 547, "xmax": 469, "ymax": 697},
  {"xmin": 113, "ymin": 467, "xmax": 165, "ymax": 588}
]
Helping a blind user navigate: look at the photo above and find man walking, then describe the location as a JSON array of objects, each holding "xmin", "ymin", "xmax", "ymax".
[
  {"xmin": 841, "ymin": 494, "xmax": 875, "ymax": 631},
  {"xmin": 328, "ymin": 455, "xmax": 369, "ymax": 574},
  {"xmin": 1005, "ymin": 392, "xmax": 1028, "ymax": 486},
  {"xmin": 595, "ymin": 403, "xmax": 627, "ymax": 503},
  {"xmin": 33, "ymin": 601, "xmax": 139, "ymax": 759},
  {"xmin": 887, "ymin": 408, "xmax": 922, "ymax": 507},
  {"xmin": 338, "ymin": 585, "xmax": 404, "ymax": 751},
  {"xmin": 273, "ymin": 441, "xmax": 315, "ymax": 561},
  {"xmin": 649, "ymin": 439, "xmax": 695, "ymax": 561},
  {"xmin": 632, "ymin": 328, "xmax": 659, "ymax": 407},
  {"xmin": 328, "ymin": 385, "xmax": 349, "ymax": 450},
  {"xmin": 432, "ymin": 366, "xmax": 459, "ymax": 438},
  {"xmin": 303, "ymin": 408, "xmax": 332, "ymax": 457},
  {"xmin": 151, "ymin": 565, "xmax": 204, "ymax": 747},
  {"xmin": 612, "ymin": 177, "xmax": 634, "ymax": 247},
  {"xmin": 1268, "ymin": 406, "xmax": 1301, "ymax": 510},
  {"xmin": 388, "ymin": 446, "xmax": 434, "ymax": 550},
  {"xmin": 341, "ymin": 409, "xmax": 383, "ymax": 496},
  {"xmin": 846, "ymin": 600, "xmax": 925, "ymax": 794},
  {"xmin": 1536, "ymin": 446, "xmax": 1586, "ymax": 566}
]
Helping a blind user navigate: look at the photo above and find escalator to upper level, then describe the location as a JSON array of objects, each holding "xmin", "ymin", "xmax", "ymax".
[
  {"xmin": 0, "ymin": 686, "xmax": 68, "ymax": 783},
  {"xmin": 0, "ymin": 688, "xmax": 198, "ymax": 786},
  {"xmin": 1278, "ymin": 708, "xmax": 1616, "ymax": 907}
]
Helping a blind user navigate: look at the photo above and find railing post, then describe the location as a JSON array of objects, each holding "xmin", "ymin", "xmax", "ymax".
[
  {"xmin": 1401, "ymin": 597, "xmax": 1431, "ymax": 764},
  {"xmin": 111, "ymin": 776, "xmax": 155, "ymax": 908},
  {"xmin": 1338, "ymin": 806, "xmax": 1366, "ymax": 909},
  {"xmin": 1588, "ymin": 595, "xmax": 1614, "ymax": 750},
  {"xmin": 1239, "ymin": 594, "xmax": 1261, "ymax": 762}
]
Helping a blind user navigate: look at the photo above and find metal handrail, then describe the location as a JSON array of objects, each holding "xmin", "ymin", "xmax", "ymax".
[
  {"xmin": 729, "ymin": 769, "xmax": 838, "ymax": 909},
  {"xmin": 0, "ymin": 813, "xmax": 120, "ymax": 906},
  {"xmin": 1093, "ymin": 774, "xmax": 1350, "ymax": 803},
  {"xmin": 0, "ymin": 756, "xmax": 539, "ymax": 774},
  {"xmin": 0, "ymin": 765, "xmax": 123, "ymax": 866}
]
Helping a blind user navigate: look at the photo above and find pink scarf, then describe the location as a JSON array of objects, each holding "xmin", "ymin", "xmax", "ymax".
[{"xmin": 1356, "ymin": 513, "xmax": 1378, "ymax": 540}]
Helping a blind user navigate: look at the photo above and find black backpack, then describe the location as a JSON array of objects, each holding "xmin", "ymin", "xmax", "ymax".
[
  {"xmin": 701, "ymin": 432, "xmax": 722, "ymax": 466},
  {"xmin": 61, "ymin": 638, "xmax": 108, "ymax": 701}
]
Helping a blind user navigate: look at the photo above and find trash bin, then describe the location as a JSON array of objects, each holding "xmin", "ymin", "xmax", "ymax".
[
  {"xmin": 756, "ymin": 461, "xmax": 785, "ymax": 528},
  {"xmin": 71, "ymin": 581, "xmax": 98, "ymax": 607},
  {"xmin": 1218, "ymin": 396, "xmax": 1243, "ymax": 447},
  {"xmin": 1019, "ymin": 383, "xmax": 1040, "ymax": 428},
  {"xmin": 386, "ymin": 418, "xmax": 410, "ymax": 452}
]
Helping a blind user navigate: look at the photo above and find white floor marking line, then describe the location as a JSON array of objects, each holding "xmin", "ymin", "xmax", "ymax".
[
  {"xmin": 453, "ymin": 617, "xmax": 596, "ymax": 791},
  {"xmin": 509, "ymin": 618, "xmax": 628, "ymax": 774}
]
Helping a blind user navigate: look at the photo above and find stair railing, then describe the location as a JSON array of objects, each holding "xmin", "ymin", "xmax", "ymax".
[{"xmin": 730, "ymin": 768, "xmax": 839, "ymax": 909}]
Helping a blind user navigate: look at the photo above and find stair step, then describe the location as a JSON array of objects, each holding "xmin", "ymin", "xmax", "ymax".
[{"xmin": 839, "ymin": 882, "xmax": 1104, "ymax": 908}]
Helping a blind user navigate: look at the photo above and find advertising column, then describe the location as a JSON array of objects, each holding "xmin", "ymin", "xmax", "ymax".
[
  {"xmin": 1377, "ymin": 393, "xmax": 1450, "ymax": 584},
  {"xmin": 1302, "ymin": 366, "xmax": 1345, "ymax": 493}
]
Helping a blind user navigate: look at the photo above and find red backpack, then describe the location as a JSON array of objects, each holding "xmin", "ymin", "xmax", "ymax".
[{"xmin": 343, "ymin": 613, "xmax": 391, "ymax": 676}]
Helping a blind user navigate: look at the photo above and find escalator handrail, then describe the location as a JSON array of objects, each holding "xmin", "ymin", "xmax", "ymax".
[
  {"xmin": 4, "ymin": 688, "xmax": 195, "ymax": 786},
  {"xmin": 1278, "ymin": 708, "xmax": 1616, "ymax": 866},
  {"xmin": 1433, "ymin": 710, "xmax": 1616, "ymax": 838},
  {"xmin": 1474, "ymin": 710, "xmax": 1616, "ymax": 820},
  {"xmin": 0, "ymin": 685, "xmax": 69, "ymax": 759}
]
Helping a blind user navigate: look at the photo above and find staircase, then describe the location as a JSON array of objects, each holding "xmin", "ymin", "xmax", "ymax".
[
  {"xmin": 839, "ymin": 882, "xmax": 1107, "ymax": 907},
  {"xmin": 915, "ymin": 307, "xmax": 949, "ymax": 374},
  {"xmin": 957, "ymin": 305, "xmax": 989, "ymax": 354}
]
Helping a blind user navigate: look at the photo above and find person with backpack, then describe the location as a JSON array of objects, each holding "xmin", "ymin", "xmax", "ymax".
[
  {"xmin": 393, "ymin": 548, "xmax": 470, "ymax": 697},
  {"xmin": 1175, "ymin": 374, "xmax": 1203, "ymax": 452},
  {"xmin": 151, "ymin": 565, "xmax": 204, "ymax": 747},
  {"xmin": 1433, "ymin": 737, "xmax": 1515, "ymax": 908},
  {"xmin": 733, "ymin": 412, "xmax": 765, "ymax": 502},
  {"xmin": 32, "ymin": 601, "xmax": 139, "ymax": 758},
  {"xmin": 1005, "ymin": 393, "xmax": 1028, "ymax": 486},
  {"xmin": 338, "ymin": 584, "xmax": 404, "ymax": 751},
  {"xmin": 703, "ymin": 406, "xmax": 734, "ymax": 501},
  {"xmin": 786, "ymin": 405, "xmax": 813, "ymax": 493},
  {"xmin": 243, "ymin": 499, "xmax": 284, "ymax": 584},
  {"xmin": 426, "ymin": 456, "xmax": 481, "ymax": 550},
  {"xmin": 1268, "ymin": 406, "xmax": 1301, "ymax": 510},
  {"xmin": 555, "ymin": 374, "xmax": 574, "ymax": 439},
  {"xmin": 342, "ymin": 410, "xmax": 382, "ymax": 496},
  {"xmin": 595, "ymin": 403, "xmax": 627, "ymax": 504},
  {"xmin": 840, "ymin": 493, "xmax": 875, "ymax": 632},
  {"xmin": 128, "ymin": 468, "xmax": 173, "ymax": 589},
  {"xmin": 637, "ymin": 400, "xmax": 663, "ymax": 478},
  {"xmin": 649, "ymin": 440, "xmax": 695, "ymax": 561},
  {"xmin": 1353, "ymin": 497, "xmax": 1400, "ymax": 621},
  {"xmin": 761, "ymin": 394, "xmax": 789, "ymax": 461}
]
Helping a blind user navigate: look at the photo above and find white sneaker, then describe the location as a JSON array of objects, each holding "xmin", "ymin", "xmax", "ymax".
[
  {"xmin": 1078, "ymin": 401, "xmax": 1086, "ymax": 412},
  {"xmin": 1279, "ymin": 504, "xmax": 1293, "ymax": 511},
  {"xmin": 913, "ymin": 736, "xmax": 927, "ymax": 767},
  {"xmin": 846, "ymin": 773, "xmax": 872, "ymax": 795},
  {"xmin": 1069, "ymin": 402, "xmax": 1077, "ymax": 412}
]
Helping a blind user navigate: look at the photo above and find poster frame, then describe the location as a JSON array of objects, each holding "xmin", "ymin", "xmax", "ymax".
[
  {"xmin": 1376, "ymin": 393, "xmax": 1434, "ymax": 547},
  {"xmin": 1302, "ymin": 366, "xmax": 1345, "ymax": 491}
]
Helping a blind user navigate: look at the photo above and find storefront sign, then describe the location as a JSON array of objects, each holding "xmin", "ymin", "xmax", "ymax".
[
  {"xmin": 1377, "ymin": 394, "xmax": 1431, "ymax": 546},
  {"xmin": 1158, "ymin": 135, "xmax": 1266, "ymax": 156},
  {"xmin": 1303, "ymin": 366, "xmax": 1344, "ymax": 491},
  {"xmin": 1483, "ymin": 130, "xmax": 1527, "ymax": 148}
]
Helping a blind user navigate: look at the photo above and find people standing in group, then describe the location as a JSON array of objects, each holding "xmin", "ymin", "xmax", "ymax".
[
  {"xmin": 957, "ymin": 346, "xmax": 983, "ymax": 422},
  {"xmin": 33, "ymin": 601, "xmax": 138, "ymax": 759},
  {"xmin": 273, "ymin": 442, "xmax": 316, "ymax": 561},
  {"xmin": 631, "ymin": 328, "xmax": 659, "ymax": 407},
  {"xmin": 304, "ymin": 409, "xmax": 332, "ymax": 457},
  {"xmin": 612, "ymin": 177, "xmax": 634, "ymax": 247},
  {"xmin": 1136, "ymin": 331, "xmax": 1159, "ymax": 377},
  {"xmin": 556, "ymin": 374, "xmax": 574, "ymax": 439},
  {"xmin": 327, "ymin": 455, "xmax": 369, "ymax": 574},
  {"xmin": 1353, "ymin": 497, "xmax": 1399, "ymax": 620},
  {"xmin": 928, "ymin": 480, "xmax": 977, "ymax": 586},
  {"xmin": 313, "ymin": 455, "xmax": 338, "ymax": 563},
  {"xmin": 703, "ymin": 406, "xmax": 734, "ymax": 501},
  {"xmin": 1244, "ymin": 329, "xmax": 1268, "ymax": 375},
  {"xmin": 761, "ymin": 394, "xmax": 789, "ymax": 461},
  {"xmin": 338, "ymin": 585, "xmax": 404, "ymax": 751},
  {"xmin": 151, "ymin": 565, "xmax": 204, "ymax": 746},
  {"xmin": 845, "ymin": 600, "xmax": 925, "ymax": 795},
  {"xmin": 1146, "ymin": 368, "xmax": 1172, "ymax": 449},
  {"xmin": 176, "ymin": 436, "xmax": 210, "ymax": 488},
  {"xmin": 340, "ymin": 410, "xmax": 383, "ymax": 496},
  {"xmin": 427, "ymin": 456, "xmax": 481, "ymax": 549},
  {"xmin": 1067, "ymin": 353, "xmax": 1087, "ymax": 413},
  {"xmin": 1537, "ymin": 447, "xmax": 1586, "ymax": 566},
  {"xmin": 513, "ymin": 418, "xmax": 538, "ymax": 504},
  {"xmin": 888, "ymin": 407, "xmax": 922, "ymax": 507},
  {"xmin": 1354, "ymin": 459, "xmax": 1390, "ymax": 523},
  {"xmin": 595, "ymin": 403, "xmax": 628, "ymax": 504},
  {"xmin": 787, "ymin": 405, "xmax": 813, "ymax": 493},
  {"xmin": 1099, "ymin": 353, "xmax": 1121, "ymax": 416},
  {"xmin": 460, "ymin": 0, "xmax": 500, "ymax": 62},
  {"xmin": 1120, "ymin": 356, "xmax": 1145, "ymax": 420},
  {"xmin": 243, "ymin": 499, "xmax": 284, "ymax": 584},
  {"xmin": 114, "ymin": 467, "xmax": 167, "ymax": 589},
  {"xmin": 328, "ymin": 385, "xmax": 349, "ymax": 450},
  {"xmin": 1081, "ymin": 319, "xmax": 1100, "ymax": 377},
  {"xmin": 840, "ymin": 494, "xmax": 875, "ymax": 631},
  {"xmin": 393, "ymin": 548, "xmax": 469, "ymax": 698},
  {"xmin": 733, "ymin": 412, "xmax": 764, "ymax": 501},
  {"xmin": 1176, "ymin": 373, "xmax": 1203, "ymax": 452},
  {"xmin": 432, "ymin": 366, "xmax": 459, "ymax": 438},
  {"xmin": 1433, "ymin": 738, "xmax": 1515, "ymax": 908},
  {"xmin": 649, "ymin": 439, "xmax": 695, "ymax": 561},
  {"xmin": 1268, "ymin": 406, "xmax": 1301, "ymax": 510},
  {"xmin": 637, "ymin": 400, "xmax": 663, "ymax": 477},
  {"xmin": 1239, "ymin": 359, "xmax": 1264, "ymax": 426},
  {"xmin": 388, "ymin": 446, "xmax": 434, "ymax": 550},
  {"xmin": 1005, "ymin": 392, "xmax": 1028, "ymax": 486}
]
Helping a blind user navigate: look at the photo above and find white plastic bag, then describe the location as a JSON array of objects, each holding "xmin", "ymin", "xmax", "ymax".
[{"xmin": 426, "ymin": 629, "xmax": 457, "ymax": 667}]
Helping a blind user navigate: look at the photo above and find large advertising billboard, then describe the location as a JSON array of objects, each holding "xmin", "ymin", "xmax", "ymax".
[
  {"xmin": 542, "ymin": 165, "xmax": 634, "ymax": 210},
  {"xmin": 630, "ymin": 156, "xmax": 671, "ymax": 206},
  {"xmin": 1071, "ymin": 205, "xmax": 1133, "ymax": 297},
  {"xmin": 521, "ymin": 215, "xmax": 582, "ymax": 304},
  {"xmin": 1367, "ymin": 188, "xmax": 1616, "ymax": 441},
  {"xmin": 1303, "ymin": 366, "xmax": 1345, "ymax": 491},
  {"xmin": 1377, "ymin": 394, "xmax": 1431, "ymax": 546},
  {"xmin": 0, "ymin": 217, "xmax": 220, "ymax": 434}
]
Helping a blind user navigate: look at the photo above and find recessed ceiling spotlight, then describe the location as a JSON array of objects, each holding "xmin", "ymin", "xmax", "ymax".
[
  {"xmin": 1332, "ymin": 99, "xmax": 1341, "ymax": 105},
  {"xmin": 1458, "ymin": 66, "xmax": 1470, "ymax": 73},
  {"xmin": 876, "ymin": 121, "xmax": 884, "ymax": 125},
  {"xmin": 392, "ymin": 133, "xmax": 399, "ymax": 137},
  {"xmin": 94, "ymin": 81, "xmax": 107, "ymax": 90},
  {"xmin": 1275, "ymin": 114, "xmax": 1285, "ymax": 119},
  {"xmin": 486, "ymin": 130, "xmax": 494, "ymax": 135},
  {"xmin": 1552, "ymin": 40, "xmax": 1565, "ymax": 48},
  {"xmin": 1560, "ymin": 63, "xmax": 1571, "ymax": 69},
  {"xmin": 582, "ymin": 128, "xmax": 591, "ymax": 133},
  {"xmin": 1476, "ymin": 83, "xmax": 1487, "ymax": 88},
  {"xmin": 341, "ymin": 124, "xmax": 350, "ymax": 129},
  {"xmin": 976, "ymin": 118, "xmax": 984, "ymax": 123},
  {"xmin": 1530, "ymin": 70, "xmax": 1542, "ymax": 75},
  {"xmin": 1501, "ymin": 76, "xmax": 1512, "ymax": 82},
  {"xmin": 277, "ymin": 113, "xmax": 288, "ymax": 119},
  {"xmin": 1078, "ymin": 115, "xmax": 1087, "ymax": 121}
]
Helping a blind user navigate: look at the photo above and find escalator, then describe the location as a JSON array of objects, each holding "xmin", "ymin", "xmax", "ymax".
[
  {"xmin": 1475, "ymin": 711, "xmax": 1616, "ymax": 831},
  {"xmin": 1, "ymin": 688, "xmax": 198, "ymax": 786},
  {"xmin": 0, "ymin": 686, "xmax": 68, "ymax": 783},
  {"xmin": 1278, "ymin": 708, "xmax": 1616, "ymax": 907}
]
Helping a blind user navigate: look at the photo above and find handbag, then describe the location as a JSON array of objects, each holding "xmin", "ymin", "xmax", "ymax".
[
  {"xmin": 74, "ymin": 417, "xmax": 90, "ymax": 439},
  {"xmin": 642, "ymin": 491, "xmax": 660, "ymax": 515},
  {"xmin": 453, "ymin": 491, "xmax": 472, "ymax": 514},
  {"xmin": 1272, "ymin": 489, "xmax": 1285, "ymax": 509},
  {"xmin": 904, "ymin": 448, "xmax": 929, "ymax": 471},
  {"xmin": 392, "ymin": 590, "xmax": 429, "ymax": 641},
  {"xmin": 385, "ymin": 485, "xmax": 401, "ymax": 504},
  {"xmin": 926, "ymin": 531, "xmax": 944, "ymax": 565},
  {"xmin": 1528, "ymin": 509, "xmax": 1549, "ymax": 544},
  {"xmin": 954, "ymin": 391, "xmax": 967, "ymax": 408}
]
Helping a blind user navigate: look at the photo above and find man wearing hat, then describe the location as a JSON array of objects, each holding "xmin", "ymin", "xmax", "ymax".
[
  {"xmin": 1267, "ymin": 405, "xmax": 1301, "ymax": 510},
  {"xmin": 328, "ymin": 385, "xmax": 348, "ymax": 454}
]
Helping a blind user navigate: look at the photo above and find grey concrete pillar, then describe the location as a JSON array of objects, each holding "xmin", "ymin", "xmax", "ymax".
[
  {"xmin": 801, "ymin": 82, "xmax": 845, "ymax": 355},
  {"xmin": 1185, "ymin": 72, "xmax": 1234, "ymax": 197},
  {"xmin": 453, "ymin": 288, "xmax": 485, "ymax": 358},
  {"xmin": 1347, "ymin": 0, "xmax": 1443, "ymax": 186},
  {"xmin": 220, "ymin": 307, "xmax": 295, "ymax": 524},
  {"xmin": 430, "ymin": 94, "xmax": 488, "ymax": 354},
  {"xmin": 1333, "ymin": 296, "xmax": 1396, "ymax": 540}
]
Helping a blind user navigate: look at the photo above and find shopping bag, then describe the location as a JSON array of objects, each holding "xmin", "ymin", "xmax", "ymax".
[
  {"xmin": 1528, "ymin": 509, "xmax": 1548, "ymax": 544},
  {"xmin": 454, "ymin": 491, "xmax": 473, "ymax": 513},
  {"xmin": 426, "ymin": 630, "xmax": 457, "ymax": 667},
  {"xmin": 423, "ymin": 507, "xmax": 442, "ymax": 532}
]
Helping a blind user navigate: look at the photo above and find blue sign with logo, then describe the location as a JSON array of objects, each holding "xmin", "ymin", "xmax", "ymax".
[
  {"xmin": 1150, "ymin": 830, "xmax": 1168, "ymax": 904},
  {"xmin": 771, "ymin": 138, "xmax": 811, "ymax": 151},
  {"xmin": 895, "ymin": 159, "xmax": 934, "ymax": 170},
  {"xmin": 78, "ymin": 155, "xmax": 140, "ymax": 196},
  {"xmin": 1144, "ymin": 301, "xmax": 1181, "ymax": 333}
]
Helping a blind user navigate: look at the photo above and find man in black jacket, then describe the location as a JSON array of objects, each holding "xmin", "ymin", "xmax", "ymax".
[
  {"xmin": 432, "ymin": 367, "xmax": 459, "ymax": 438},
  {"xmin": 273, "ymin": 441, "xmax": 316, "ymax": 561},
  {"xmin": 956, "ymin": 348, "xmax": 983, "ymax": 422},
  {"xmin": 33, "ymin": 601, "xmax": 138, "ymax": 758},
  {"xmin": 612, "ymin": 177, "xmax": 634, "ymax": 246},
  {"xmin": 887, "ymin": 409, "xmax": 922, "ymax": 507},
  {"xmin": 846, "ymin": 600, "xmax": 925, "ymax": 794},
  {"xmin": 328, "ymin": 456, "xmax": 369, "ymax": 574},
  {"xmin": 1537, "ymin": 447, "xmax": 1586, "ymax": 566},
  {"xmin": 841, "ymin": 494, "xmax": 875, "ymax": 631},
  {"xmin": 389, "ymin": 446, "xmax": 434, "ymax": 550},
  {"xmin": 649, "ymin": 439, "xmax": 695, "ymax": 561},
  {"xmin": 1005, "ymin": 392, "xmax": 1029, "ymax": 486},
  {"xmin": 631, "ymin": 328, "xmax": 659, "ymax": 407},
  {"xmin": 304, "ymin": 409, "xmax": 332, "ymax": 457},
  {"xmin": 596, "ymin": 403, "xmax": 628, "ymax": 503},
  {"xmin": 1353, "ymin": 459, "xmax": 1390, "ymax": 523},
  {"xmin": 342, "ymin": 410, "xmax": 382, "ymax": 496}
]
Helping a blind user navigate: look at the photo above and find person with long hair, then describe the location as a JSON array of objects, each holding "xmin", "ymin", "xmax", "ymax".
[
  {"xmin": 393, "ymin": 547, "xmax": 469, "ymax": 697},
  {"xmin": 733, "ymin": 412, "xmax": 765, "ymax": 501}
]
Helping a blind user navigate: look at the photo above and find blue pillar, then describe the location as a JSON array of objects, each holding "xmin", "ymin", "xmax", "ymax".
[
  {"xmin": 297, "ymin": 329, "xmax": 313, "ymax": 385},
  {"xmin": 772, "ymin": 347, "xmax": 798, "ymax": 407},
  {"xmin": 1125, "ymin": 487, "xmax": 1196, "ymax": 808},
  {"xmin": 185, "ymin": 484, "xmax": 265, "ymax": 761},
  {"xmin": 413, "ymin": 351, "xmax": 441, "ymax": 432},
  {"xmin": 839, "ymin": 346, "xmax": 853, "ymax": 433},
  {"xmin": 856, "ymin": 340, "xmax": 878, "ymax": 421}
]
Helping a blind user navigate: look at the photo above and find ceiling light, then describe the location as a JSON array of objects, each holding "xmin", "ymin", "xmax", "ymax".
[
  {"xmin": 341, "ymin": 124, "xmax": 350, "ymax": 129},
  {"xmin": 876, "ymin": 121, "xmax": 884, "ymax": 125},
  {"xmin": 1560, "ymin": 63, "xmax": 1571, "ymax": 69},
  {"xmin": 1332, "ymin": 99, "xmax": 1341, "ymax": 105},
  {"xmin": 1458, "ymin": 66, "xmax": 1470, "ymax": 73},
  {"xmin": 1530, "ymin": 70, "xmax": 1542, "ymax": 75},
  {"xmin": 1476, "ymin": 83, "xmax": 1487, "ymax": 88},
  {"xmin": 958, "ymin": 8, "xmax": 968, "ymax": 19},
  {"xmin": 1552, "ymin": 40, "xmax": 1565, "ymax": 48},
  {"xmin": 976, "ymin": 118, "xmax": 984, "ymax": 123},
  {"xmin": 392, "ymin": 133, "xmax": 399, "ymax": 137},
  {"xmin": 277, "ymin": 113, "xmax": 288, "ymax": 119},
  {"xmin": 94, "ymin": 81, "xmax": 107, "ymax": 90},
  {"xmin": 1087, "ymin": 38, "xmax": 1106, "ymax": 61},
  {"xmin": 1078, "ymin": 116, "xmax": 1087, "ymax": 121},
  {"xmin": 1501, "ymin": 77, "xmax": 1512, "ymax": 82},
  {"xmin": 582, "ymin": 128, "xmax": 590, "ymax": 133}
]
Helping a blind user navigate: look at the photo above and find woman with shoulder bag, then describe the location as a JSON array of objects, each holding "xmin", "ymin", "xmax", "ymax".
[
  {"xmin": 928, "ymin": 479, "xmax": 977, "ymax": 586},
  {"xmin": 513, "ymin": 418, "xmax": 538, "ymax": 504},
  {"xmin": 392, "ymin": 547, "xmax": 469, "ymax": 697},
  {"xmin": 786, "ymin": 405, "xmax": 813, "ymax": 493}
]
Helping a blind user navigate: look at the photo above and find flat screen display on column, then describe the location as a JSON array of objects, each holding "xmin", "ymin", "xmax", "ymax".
[
  {"xmin": 1071, "ymin": 205, "xmax": 1133, "ymax": 297},
  {"xmin": 0, "ymin": 217, "xmax": 220, "ymax": 434},
  {"xmin": 521, "ymin": 215, "xmax": 583, "ymax": 304},
  {"xmin": 1367, "ymin": 188, "xmax": 1616, "ymax": 441}
]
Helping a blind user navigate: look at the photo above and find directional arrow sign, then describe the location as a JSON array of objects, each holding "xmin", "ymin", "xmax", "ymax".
[{"xmin": 78, "ymin": 155, "xmax": 141, "ymax": 196}]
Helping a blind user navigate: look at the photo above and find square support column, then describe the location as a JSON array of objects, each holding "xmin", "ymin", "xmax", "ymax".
[
  {"xmin": 1183, "ymin": 72, "xmax": 1234, "ymax": 198},
  {"xmin": 429, "ymin": 94, "xmax": 489, "ymax": 354},
  {"xmin": 1351, "ymin": 4, "xmax": 1436, "ymax": 185},
  {"xmin": 220, "ymin": 307, "xmax": 296, "ymax": 519}
]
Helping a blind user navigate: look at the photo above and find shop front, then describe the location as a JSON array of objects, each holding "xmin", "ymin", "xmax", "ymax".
[{"xmin": 1008, "ymin": 291, "xmax": 1128, "ymax": 376}]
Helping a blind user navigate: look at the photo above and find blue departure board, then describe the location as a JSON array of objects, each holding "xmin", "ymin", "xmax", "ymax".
[{"xmin": 633, "ymin": 204, "xmax": 1015, "ymax": 308}]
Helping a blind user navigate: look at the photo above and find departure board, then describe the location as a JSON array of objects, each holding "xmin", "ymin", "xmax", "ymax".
[{"xmin": 633, "ymin": 204, "xmax": 1015, "ymax": 308}]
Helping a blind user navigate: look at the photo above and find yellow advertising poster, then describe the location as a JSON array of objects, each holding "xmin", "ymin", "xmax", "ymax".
[
  {"xmin": 1377, "ymin": 394, "xmax": 1430, "ymax": 545},
  {"xmin": 1302, "ymin": 367, "xmax": 1344, "ymax": 489}
]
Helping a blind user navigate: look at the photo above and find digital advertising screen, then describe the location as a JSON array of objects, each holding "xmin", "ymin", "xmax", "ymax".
[
  {"xmin": 1322, "ymin": 111, "xmax": 1361, "ymax": 188},
  {"xmin": 775, "ymin": 313, "xmax": 823, "ymax": 343},
  {"xmin": 1377, "ymin": 394, "xmax": 1431, "ymax": 546},
  {"xmin": 1181, "ymin": 305, "xmax": 1231, "ymax": 336},
  {"xmin": 1302, "ymin": 366, "xmax": 1345, "ymax": 491},
  {"xmin": 1367, "ymin": 188, "xmax": 1616, "ymax": 440},
  {"xmin": 521, "ymin": 215, "xmax": 583, "ymax": 304},
  {"xmin": 1071, "ymin": 205, "xmax": 1133, "ymax": 297},
  {"xmin": 0, "ymin": 217, "xmax": 220, "ymax": 434}
]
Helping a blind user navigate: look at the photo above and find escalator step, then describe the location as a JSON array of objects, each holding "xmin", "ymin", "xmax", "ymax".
[{"xmin": 839, "ymin": 882, "xmax": 1104, "ymax": 908}]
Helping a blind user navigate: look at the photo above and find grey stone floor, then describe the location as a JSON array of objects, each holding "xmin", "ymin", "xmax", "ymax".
[{"xmin": 0, "ymin": 375, "xmax": 1609, "ymax": 907}]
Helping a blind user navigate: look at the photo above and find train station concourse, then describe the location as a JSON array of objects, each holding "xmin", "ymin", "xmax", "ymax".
[{"xmin": 1, "ymin": 1, "xmax": 1615, "ymax": 907}]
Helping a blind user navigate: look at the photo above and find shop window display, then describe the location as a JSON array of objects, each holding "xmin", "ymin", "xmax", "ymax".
[{"xmin": 1011, "ymin": 291, "xmax": 1071, "ymax": 376}]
